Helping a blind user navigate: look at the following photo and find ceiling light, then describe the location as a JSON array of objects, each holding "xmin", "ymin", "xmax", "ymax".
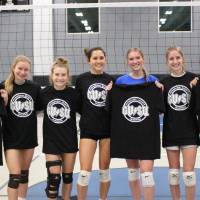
[
  {"xmin": 81, "ymin": 20, "xmax": 88, "ymax": 26},
  {"xmin": 165, "ymin": 10, "xmax": 173, "ymax": 15},
  {"xmin": 75, "ymin": 12, "xmax": 83, "ymax": 17},
  {"xmin": 160, "ymin": 18, "xmax": 167, "ymax": 24},
  {"xmin": 85, "ymin": 26, "xmax": 91, "ymax": 31}
]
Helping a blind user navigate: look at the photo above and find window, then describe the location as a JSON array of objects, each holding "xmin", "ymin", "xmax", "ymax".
[
  {"xmin": 0, "ymin": 0, "xmax": 30, "ymax": 5},
  {"xmin": 159, "ymin": 0, "xmax": 191, "ymax": 32},
  {"xmin": 67, "ymin": 0, "xmax": 99, "ymax": 33}
]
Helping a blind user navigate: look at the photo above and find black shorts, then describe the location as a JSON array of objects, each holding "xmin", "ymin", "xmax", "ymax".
[
  {"xmin": 43, "ymin": 136, "xmax": 78, "ymax": 155},
  {"xmin": 80, "ymin": 132, "xmax": 110, "ymax": 141}
]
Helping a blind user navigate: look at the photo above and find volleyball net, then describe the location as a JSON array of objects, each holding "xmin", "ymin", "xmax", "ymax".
[{"xmin": 0, "ymin": 0, "xmax": 200, "ymax": 85}]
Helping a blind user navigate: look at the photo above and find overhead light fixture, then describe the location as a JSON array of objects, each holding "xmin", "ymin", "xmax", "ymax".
[
  {"xmin": 160, "ymin": 18, "xmax": 167, "ymax": 24},
  {"xmin": 85, "ymin": 26, "xmax": 91, "ymax": 31},
  {"xmin": 75, "ymin": 12, "xmax": 83, "ymax": 17},
  {"xmin": 81, "ymin": 20, "xmax": 88, "ymax": 26},
  {"xmin": 165, "ymin": 10, "xmax": 173, "ymax": 15}
]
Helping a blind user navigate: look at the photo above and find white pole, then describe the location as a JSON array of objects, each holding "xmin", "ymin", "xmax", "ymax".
[{"xmin": 33, "ymin": 0, "xmax": 53, "ymax": 77}]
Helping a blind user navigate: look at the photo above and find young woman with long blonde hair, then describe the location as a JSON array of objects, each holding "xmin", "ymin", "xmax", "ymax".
[{"xmin": 2, "ymin": 55, "xmax": 41, "ymax": 200}]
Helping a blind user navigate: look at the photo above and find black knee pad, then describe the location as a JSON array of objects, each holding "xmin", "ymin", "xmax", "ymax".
[
  {"xmin": 45, "ymin": 160, "xmax": 62, "ymax": 198},
  {"xmin": 8, "ymin": 174, "xmax": 21, "ymax": 189},
  {"xmin": 45, "ymin": 173, "xmax": 61, "ymax": 198},
  {"xmin": 20, "ymin": 170, "xmax": 29, "ymax": 184},
  {"xmin": 62, "ymin": 172, "xmax": 73, "ymax": 184},
  {"xmin": 46, "ymin": 160, "xmax": 62, "ymax": 174}
]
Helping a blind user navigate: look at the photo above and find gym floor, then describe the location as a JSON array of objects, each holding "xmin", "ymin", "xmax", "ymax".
[{"xmin": 1, "ymin": 114, "xmax": 200, "ymax": 199}]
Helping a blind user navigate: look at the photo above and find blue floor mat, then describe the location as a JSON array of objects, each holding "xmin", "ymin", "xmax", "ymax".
[{"xmin": 28, "ymin": 167, "xmax": 200, "ymax": 199}]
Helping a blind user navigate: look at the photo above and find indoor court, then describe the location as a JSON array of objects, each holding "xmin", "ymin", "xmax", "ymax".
[{"xmin": 1, "ymin": 0, "xmax": 200, "ymax": 199}]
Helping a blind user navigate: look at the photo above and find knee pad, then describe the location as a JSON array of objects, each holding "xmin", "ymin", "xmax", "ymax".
[
  {"xmin": 77, "ymin": 170, "xmax": 91, "ymax": 186},
  {"xmin": 62, "ymin": 172, "xmax": 73, "ymax": 184},
  {"xmin": 183, "ymin": 171, "xmax": 196, "ymax": 187},
  {"xmin": 8, "ymin": 174, "xmax": 21, "ymax": 189},
  {"xmin": 45, "ymin": 160, "xmax": 62, "ymax": 198},
  {"xmin": 45, "ymin": 173, "xmax": 61, "ymax": 198},
  {"xmin": 168, "ymin": 169, "xmax": 180, "ymax": 186},
  {"xmin": 128, "ymin": 168, "xmax": 140, "ymax": 182},
  {"xmin": 46, "ymin": 160, "xmax": 62, "ymax": 174},
  {"xmin": 141, "ymin": 172, "xmax": 155, "ymax": 187},
  {"xmin": 99, "ymin": 169, "xmax": 111, "ymax": 183},
  {"xmin": 20, "ymin": 170, "xmax": 29, "ymax": 184}
]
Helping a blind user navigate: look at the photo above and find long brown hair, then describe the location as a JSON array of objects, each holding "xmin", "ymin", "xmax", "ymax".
[{"xmin": 5, "ymin": 55, "xmax": 31, "ymax": 95}]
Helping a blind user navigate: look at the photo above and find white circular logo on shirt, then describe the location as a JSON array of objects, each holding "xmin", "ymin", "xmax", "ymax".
[
  {"xmin": 87, "ymin": 83, "xmax": 107, "ymax": 107},
  {"xmin": 10, "ymin": 93, "xmax": 34, "ymax": 118},
  {"xmin": 168, "ymin": 85, "xmax": 191, "ymax": 111},
  {"xmin": 122, "ymin": 97, "xmax": 149, "ymax": 123},
  {"xmin": 47, "ymin": 99, "xmax": 70, "ymax": 124}
]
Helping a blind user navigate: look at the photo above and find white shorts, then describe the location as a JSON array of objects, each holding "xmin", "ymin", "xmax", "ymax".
[{"xmin": 166, "ymin": 145, "xmax": 197, "ymax": 151}]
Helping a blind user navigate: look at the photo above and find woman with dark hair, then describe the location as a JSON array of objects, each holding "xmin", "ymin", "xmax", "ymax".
[{"xmin": 76, "ymin": 47, "xmax": 112, "ymax": 200}]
